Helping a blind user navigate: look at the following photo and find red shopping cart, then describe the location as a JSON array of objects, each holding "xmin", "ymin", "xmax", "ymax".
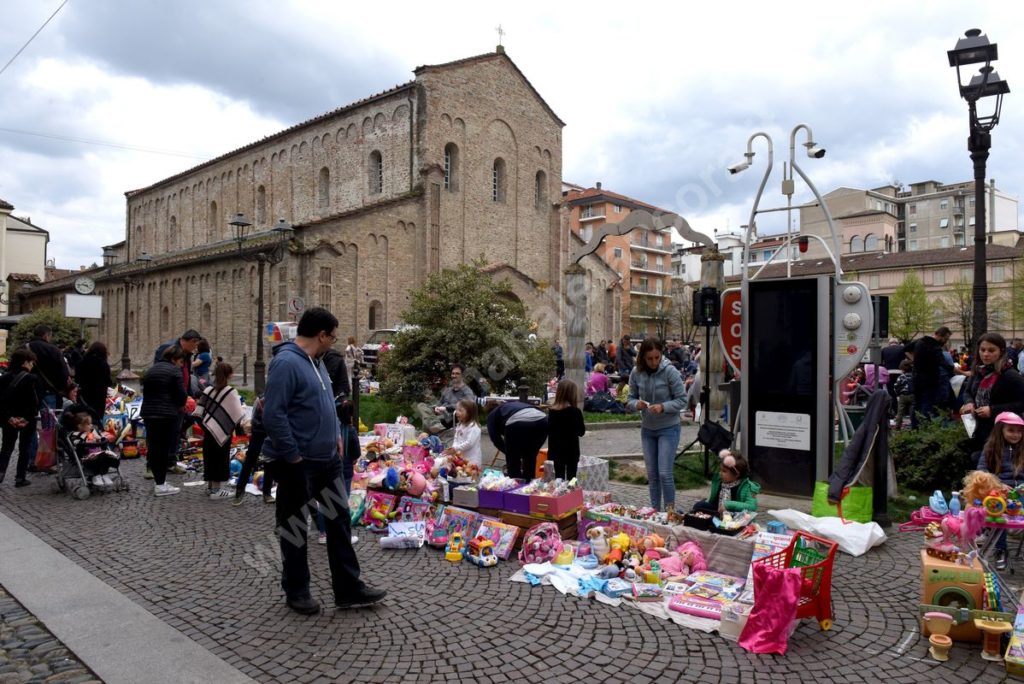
[{"xmin": 754, "ymin": 531, "xmax": 839, "ymax": 630}]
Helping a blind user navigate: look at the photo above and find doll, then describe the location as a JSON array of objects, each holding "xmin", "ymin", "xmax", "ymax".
[
  {"xmin": 605, "ymin": 533, "xmax": 630, "ymax": 565},
  {"xmin": 962, "ymin": 470, "xmax": 1009, "ymax": 508},
  {"xmin": 586, "ymin": 526, "xmax": 610, "ymax": 562},
  {"xmin": 655, "ymin": 541, "xmax": 707, "ymax": 582},
  {"xmin": 641, "ymin": 534, "xmax": 665, "ymax": 563}
]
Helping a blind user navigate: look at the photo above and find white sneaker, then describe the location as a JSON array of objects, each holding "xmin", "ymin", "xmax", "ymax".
[
  {"xmin": 101, "ymin": 474, "xmax": 115, "ymax": 489},
  {"xmin": 209, "ymin": 488, "xmax": 233, "ymax": 500},
  {"xmin": 318, "ymin": 532, "xmax": 327, "ymax": 545},
  {"xmin": 351, "ymin": 534, "xmax": 359, "ymax": 544},
  {"xmin": 154, "ymin": 483, "xmax": 181, "ymax": 497},
  {"xmin": 92, "ymin": 475, "xmax": 104, "ymax": 488},
  {"xmin": 170, "ymin": 462, "xmax": 188, "ymax": 475}
]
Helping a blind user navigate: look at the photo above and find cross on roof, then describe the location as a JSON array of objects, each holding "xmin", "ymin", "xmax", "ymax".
[{"xmin": 496, "ymin": 24, "xmax": 505, "ymax": 47}]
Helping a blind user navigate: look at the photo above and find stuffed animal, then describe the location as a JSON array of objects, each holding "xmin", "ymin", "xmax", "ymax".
[
  {"xmin": 656, "ymin": 541, "xmax": 708, "ymax": 581},
  {"xmin": 586, "ymin": 526, "xmax": 611, "ymax": 562},
  {"xmin": 519, "ymin": 522, "xmax": 564, "ymax": 564},
  {"xmin": 641, "ymin": 533, "xmax": 665, "ymax": 563},
  {"xmin": 962, "ymin": 470, "xmax": 1009, "ymax": 508},
  {"xmin": 605, "ymin": 533, "xmax": 630, "ymax": 565}
]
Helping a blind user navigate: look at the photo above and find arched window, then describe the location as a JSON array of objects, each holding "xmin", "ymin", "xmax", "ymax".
[
  {"xmin": 444, "ymin": 143, "xmax": 459, "ymax": 191},
  {"xmin": 368, "ymin": 300, "xmax": 383, "ymax": 330},
  {"xmin": 209, "ymin": 200, "xmax": 218, "ymax": 242},
  {"xmin": 535, "ymin": 170, "xmax": 547, "ymax": 209},
  {"xmin": 202, "ymin": 302, "xmax": 212, "ymax": 332},
  {"xmin": 368, "ymin": 151, "xmax": 383, "ymax": 195},
  {"xmin": 256, "ymin": 185, "xmax": 267, "ymax": 224},
  {"xmin": 864, "ymin": 234, "xmax": 879, "ymax": 251},
  {"xmin": 168, "ymin": 216, "xmax": 177, "ymax": 251},
  {"xmin": 318, "ymin": 167, "xmax": 330, "ymax": 209},
  {"xmin": 134, "ymin": 225, "xmax": 143, "ymax": 255},
  {"xmin": 850, "ymin": 235, "xmax": 863, "ymax": 253},
  {"xmin": 492, "ymin": 158, "xmax": 506, "ymax": 202},
  {"xmin": 160, "ymin": 306, "xmax": 170, "ymax": 335}
]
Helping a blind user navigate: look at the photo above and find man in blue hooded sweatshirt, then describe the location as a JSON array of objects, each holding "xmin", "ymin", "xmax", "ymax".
[{"xmin": 263, "ymin": 307, "xmax": 386, "ymax": 615}]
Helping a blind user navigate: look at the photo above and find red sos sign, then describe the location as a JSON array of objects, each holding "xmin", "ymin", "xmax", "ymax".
[{"xmin": 719, "ymin": 289, "xmax": 741, "ymax": 373}]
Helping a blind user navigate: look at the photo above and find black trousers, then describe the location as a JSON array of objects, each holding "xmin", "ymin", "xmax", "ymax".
[
  {"xmin": 235, "ymin": 431, "xmax": 274, "ymax": 498},
  {"xmin": 504, "ymin": 418, "xmax": 548, "ymax": 480},
  {"xmin": 273, "ymin": 456, "xmax": 363, "ymax": 603},
  {"xmin": 144, "ymin": 416, "xmax": 177, "ymax": 486},
  {"xmin": 0, "ymin": 419, "xmax": 36, "ymax": 483}
]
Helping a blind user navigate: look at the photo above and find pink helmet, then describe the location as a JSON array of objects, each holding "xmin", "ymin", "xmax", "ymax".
[{"xmin": 996, "ymin": 412, "xmax": 1024, "ymax": 427}]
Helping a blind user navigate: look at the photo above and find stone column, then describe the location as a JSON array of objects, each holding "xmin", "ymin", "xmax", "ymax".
[
  {"xmin": 699, "ymin": 248, "xmax": 727, "ymax": 419},
  {"xmin": 564, "ymin": 263, "xmax": 587, "ymax": 407}
]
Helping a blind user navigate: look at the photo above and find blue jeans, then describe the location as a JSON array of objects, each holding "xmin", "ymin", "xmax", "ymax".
[{"xmin": 641, "ymin": 424, "xmax": 681, "ymax": 510}]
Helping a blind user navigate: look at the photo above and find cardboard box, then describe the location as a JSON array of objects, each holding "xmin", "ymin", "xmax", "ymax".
[
  {"xmin": 452, "ymin": 486, "xmax": 478, "ymax": 509},
  {"xmin": 530, "ymin": 488, "xmax": 583, "ymax": 518},
  {"xmin": 1004, "ymin": 598, "xmax": 1024, "ymax": 675},
  {"xmin": 577, "ymin": 455, "xmax": 609, "ymax": 491},
  {"xmin": 503, "ymin": 484, "xmax": 532, "ymax": 515}
]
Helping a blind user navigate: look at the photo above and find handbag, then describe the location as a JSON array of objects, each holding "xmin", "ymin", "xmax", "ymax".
[{"xmin": 697, "ymin": 420, "xmax": 733, "ymax": 454}]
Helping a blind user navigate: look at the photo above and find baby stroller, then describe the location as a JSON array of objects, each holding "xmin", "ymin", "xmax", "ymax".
[{"xmin": 53, "ymin": 406, "xmax": 129, "ymax": 500}]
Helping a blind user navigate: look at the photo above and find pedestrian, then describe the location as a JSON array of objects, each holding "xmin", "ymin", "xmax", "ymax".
[
  {"xmin": 552, "ymin": 339, "xmax": 565, "ymax": 380},
  {"xmin": 154, "ymin": 329, "xmax": 202, "ymax": 397},
  {"xmin": 484, "ymin": 399, "xmax": 548, "ymax": 480},
  {"xmin": 977, "ymin": 411, "xmax": 1024, "ymax": 570},
  {"xmin": 262, "ymin": 307, "xmax": 385, "ymax": 615},
  {"xmin": 192, "ymin": 339, "xmax": 214, "ymax": 388},
  {"xmin": 65, "ymin": 339, "xmax": 86, "ymax": 377},
  {"xmin": 233, "ymin": 394, "xmax": 275, "ymax": 506},
  {"xmin": 960, "ymin": 332, "xmax": 1024, "ymax": 454},
  {"xmin": 617, "ymin": 335, "xmax": 635, "ymax": 375},
  {"xmin": 323, "ymin": 338, "xmax": 360, "ymax": 543},
  {"xmin": 912, "ymin": 326, "xmax": 959, "ymax": 426},
  {"xmin": 892, "ymin": 359, "xmax": 915, "ymax": 430},
  {"xmin": 0, "ymin": 349, "xmax": 41, "ymax": 487},
  {"xmin": 28, "ymin": 325, "xmax": 70, "ymax": 408},
  {"xmin": 547, "ymin": 379, "xmax": 585, "ymax": 480},
  {"xmin": 586, "ymin": 363, "xmax": 610, "ymax": 397},
  {"xmin": 194, "ymin": 362, "xmax": 245, "ymax": 499},
  {"xmin": 628, "ymin": 337, "xmax": 687, "ymax": 513},
  {"xmin": 344, "ymin": 336, "xmax": 363, "ymax": 378},
  {"xmin": 75, "ymin": 342, "xmax": 113, "ymax": 422},
  {"xmin": 140, "ymin": 345, "xmax": 188, "ymax": 497},
  {"xmin": 417, "ymin": 363, "xmax": 476, "ymax": 436}
]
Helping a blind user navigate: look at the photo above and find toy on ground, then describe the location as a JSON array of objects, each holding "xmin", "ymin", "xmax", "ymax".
[
  {"xmin": 586, "ymin": 526, "xmax": 610, "ymax": 562},
  {"xmin": 655, "ymin": 541, "xmax": 708, "ymax": 582},
  {"xmin": 467, "ymin": 536, "xmax": 498, "ymax": 567},
  {"xmin": 923, "ymin": 612, "xmax": 955, "ymax": 661},
  {"xmin": 753, "ymin": 531, "xmax": 838, "ymax": 631},
  {"xmin": 445, "ymin": 531, "xmax": 467, "ymax": 562},
  {"xmin": 427, "ymin": 522, "xmax": 449, "ymax": 549},
  {"xmin": 605, "ymin": 532, "xmax": 630, "ymax": 565},
  {"xmin": 519, "ymin": 522, "xmax": 564, "ymax": 565},
  {"xmin": 974, "ymin": 618, "xmax": 1012, "ymax": 662}
]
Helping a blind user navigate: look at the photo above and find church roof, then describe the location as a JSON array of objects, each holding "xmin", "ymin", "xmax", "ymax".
[
  {"xmin": 0, "ymin": 198, "xmax": 12, "ymax": 210},
  {"xmin": 414, "ymin": 49, "xmax": 564, "ymax": 127}
]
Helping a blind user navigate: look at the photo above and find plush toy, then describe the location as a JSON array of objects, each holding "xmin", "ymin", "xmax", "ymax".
[
  {"xmin": 399, "ymin": 469, "xmax": 427, "ymax": 497},
  {"xmin": 518, "ymin": 522, "xmax": 564, "ymax": 564},
  {"xmin": 641, "ymin": 533, "xmax": 665, "ymax": 563},
  {"xmin": 586, "ymin": 526, "xmax": 610, "ymax": 562},
  {"xmin": 656, "ymin": 541, "xmax": 708, "ymax": 581},
  {"xmin": 605, "ymin": 533, "xmax": 630, "ymax": 565},
  {"xmin": 963, "ymin": 470, "xmax": 1009, "ymax": 507}
]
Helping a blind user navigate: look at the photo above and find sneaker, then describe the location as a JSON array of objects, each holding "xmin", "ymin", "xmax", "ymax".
[
  {"xmin": 286, "ymin": 595, "xmax": 320, "ymax": 615},
  {"xmin": 351, "ymin": 534, "xmax": 359, "ymax": 545},
  {"xmin": 263, "ymin": 494, "xmax": 276, "ymax": 504},
  {"xmin": 14, "ymin": 479, "xmax": 30, "ymax": 488},
  {"xmin": 101, "ymin": 474, "xmax": 115, "ymax": 489},
  {"xmin": 335, "ymin": 585, "xmax": 387, "ymax": 609},
  {"xmin": 92, "ymin": 475, "xmax": 105, "ymax": 488},
  {"xmin": 170, "ymin": 462, "xmax": 188, "ymax": 475},
  {"xmin": 144, "ymin": 467, "xmax": 154, "ymax": 480},
  {"xmin": 154, "ymin": 483, "xmax": 181, "ymax": 497},
  {"xmin": 318, "ymin": 532, "xmax": 327, "ymax": 545},
  {"xmin": 209, "ymin": 488, "xmax": 233, "ymax": 500},
  {"xmin": 996, "ymin": 549, "xmax": 1009, "ymax": 571},
  {"xmin": 232, "ymin": 495, "xmax": 245, "ymax": 507}
]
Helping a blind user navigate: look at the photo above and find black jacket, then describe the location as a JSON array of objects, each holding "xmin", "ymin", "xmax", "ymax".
[
  {"xmin": 154, "ymin": 340, "xmax": 195, "ymax": 396},
  {"xmin": 963, "ymin": 367, "xmax": 1024, "ymax": 449},
  {"xmin": 880, "ymin": 344, "xmax": 906, "ymax": 371},
  {"xmin": 141, "ymin": 361, "xmax": 188, "ymax": 419},
  {"xmin": 912, "ymin": 336, "xmax": 954, "ymax": 391},
  {"xmin": 486, "ymin": 401, "xmax": 546, "ymax": 453},
  {"xmin": 28, "ymin": 336, "xmax": 69, "ymax": 394},
  {"xmin": 76, "ymin": 352, "xmax": 112, "ymax": 413},
  {"xmin": 0, "ymin": 369, "xmax": 42, "ymax": 421},
  {"xmin": 321, "ymin": 349, "xmax": 351, "ymax": 400}
]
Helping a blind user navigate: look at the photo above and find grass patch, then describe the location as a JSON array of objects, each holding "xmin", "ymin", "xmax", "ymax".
[
  {"xmin": 607, "ymin": 450, "xmax": 712, "ymax": 491},
  {"xmin": 356, "ymin": 393, "xmax": 418, "ymax": 430},
  {"xmin": 584, "ymin": 411, "xmax": 641, "ymax": 424}
]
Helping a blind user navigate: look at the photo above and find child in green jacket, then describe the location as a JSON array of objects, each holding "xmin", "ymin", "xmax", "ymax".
[{"xmin": 692, "ymin": 449, "xmax": 760, "ymax": 514}]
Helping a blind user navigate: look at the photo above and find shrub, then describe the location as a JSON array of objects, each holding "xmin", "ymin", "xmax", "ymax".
[
  {"xmin": 890, "ymin": 418, "xmax": 974, "ymax": 492},
  {"xmin": 9, "ymin": 308, "xmax": 84, "ymax": 350}
]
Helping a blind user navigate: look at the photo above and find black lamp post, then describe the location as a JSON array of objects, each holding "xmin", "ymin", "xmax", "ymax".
[
  {"xmin": 948, "ymin": 28, "xmax": 1010, "ymax": 346},
  {"xmin": 102, "ymin": 248, "xmax": 153, "ymax": 373},
  {"xmin": 231, "ymin": 213, "xmax": 293, "ymax": 394}
]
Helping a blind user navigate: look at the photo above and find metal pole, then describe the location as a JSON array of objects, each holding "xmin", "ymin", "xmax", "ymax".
[
  {"xmin": 352, "ymin": 362, "xmax": 361, "ymax": 428},
  {"xmin": 969, "ymin": 100, "xmax": 990, "ymax": 347},
  {"xmin": 121, "ymin": 279, "xmax": 131, "ymax": 371},
  {"xmin": 254, "ymin": 257, "xmax": 267, "ymax": 393}
]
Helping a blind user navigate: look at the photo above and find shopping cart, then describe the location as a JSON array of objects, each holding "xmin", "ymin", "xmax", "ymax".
[{"xmin": 754, "ymin": 531, "xmax": 839, "ymax": 630}]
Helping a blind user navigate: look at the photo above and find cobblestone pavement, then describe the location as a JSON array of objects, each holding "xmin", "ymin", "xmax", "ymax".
[
  {"xmin": 0, "ymin": 446, "xmax": 1015, "ymax": 683},
  {"xmin": 0, "ymin": 587, "xmax": 100, "ymax": 684}
]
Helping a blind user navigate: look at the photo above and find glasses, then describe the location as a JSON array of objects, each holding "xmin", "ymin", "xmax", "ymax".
[{"xmin": 324, "ymin": 332, "xmax": 337, "ymax": 342}]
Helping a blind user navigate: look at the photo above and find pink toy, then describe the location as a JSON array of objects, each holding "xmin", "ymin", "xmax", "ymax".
[
  {"xmin": 400, "ymin": 469, "xmax": 428, "ymax": 497},
  {"xmin": 657, "ymin": 541, "xmax": 707, "ymax": 580},
  {"xmin": 519, "ymin": 522, "xmax": 564, "ymax": 565}
]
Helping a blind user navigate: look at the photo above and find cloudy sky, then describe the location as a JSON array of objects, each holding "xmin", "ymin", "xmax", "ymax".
[{"xmin": 1, "ymin": 0, "xmax": 1023, "ymax": 268}]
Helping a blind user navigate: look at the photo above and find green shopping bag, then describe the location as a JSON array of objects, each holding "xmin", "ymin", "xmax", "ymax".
[{"xmin": 811, "ymin": 481, "xmax": 873, "ymax": 523}]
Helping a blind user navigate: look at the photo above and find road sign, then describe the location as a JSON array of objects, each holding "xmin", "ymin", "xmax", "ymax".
[
  {"xmin": 720, "ymin": 289, "xmax": 741, "ymax": 372},
  {"xmin": 287, "ymin": 296, "xmax": 305, "ymax": 316}
]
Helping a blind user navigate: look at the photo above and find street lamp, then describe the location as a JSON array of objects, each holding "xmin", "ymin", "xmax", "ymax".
[
  {"xmin": 231, "ymin": 213, "xmax": 293, "ymax": 393},
  {"xmin": 103, "ymin": 248, "xmax": 153, "ymax": 374},
  {"xmin": 948, "ymin": 28, "xmax": 1010, "ymax": 345}
]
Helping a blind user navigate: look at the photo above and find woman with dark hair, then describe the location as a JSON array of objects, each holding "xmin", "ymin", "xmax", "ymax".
[
  {"xmin": 960, "ymin": 332, "xmax": 1024, "ymax": 454},
  {"xmin": 75, "ymin": 342, "xmax": 113, "ymax": 420},
  {"xmin": 0, "ymin": 348, "xmax": 41, "ymax": 487},
  {"xmin": 627, "ymin": 337, "xmax": 687, "ymax": 512},
  {"xmin": 195, "ymin": 362, "xmax": 244, "ymax": 499},
  {"xmin": 141, "ymin": 345, "xmax": 188, "ymax": 497},
  {"xmin": 192, "ymin": 339, "xmax": 213, "ymax": 388}
]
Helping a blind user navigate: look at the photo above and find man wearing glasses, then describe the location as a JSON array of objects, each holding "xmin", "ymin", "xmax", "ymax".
[
  {"xmin": 262, "ymin": 307, "xmax": 386, "ymax": 614},
  {"xmin": 419, "ymin": 363, "xmax": 477, "ymax": 437}
]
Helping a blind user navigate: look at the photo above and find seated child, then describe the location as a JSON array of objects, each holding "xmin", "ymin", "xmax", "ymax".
[
  {"xmin": 64, "ymin": 409, "xmax": 119, "ymax": 490},
  {"xmin": 691, "ymin": 449, "xmax": 760, "ymax": 514}
]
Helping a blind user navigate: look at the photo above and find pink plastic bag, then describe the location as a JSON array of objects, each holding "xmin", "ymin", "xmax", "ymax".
[{"xmin": 738, "ymin": 562, "xmax": 801, "ymax": 655}]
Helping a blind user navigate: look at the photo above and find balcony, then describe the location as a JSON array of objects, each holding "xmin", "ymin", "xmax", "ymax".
[
  {"xmin": 631, "ymin": 235, "xmax": 673, "ymax": 254},
  {"xmin": 630, "ymin": 260, "xmax": 667, "ymax": 274},
  {"xmin": 629, "ymin": 285, "xmax": 669, "ymax": 297},
  {"xmin": 579, "ymin": 208, "xmax": 605, "ymax": 222}
]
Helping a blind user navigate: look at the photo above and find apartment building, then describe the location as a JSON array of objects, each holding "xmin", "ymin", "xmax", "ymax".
[{"xmin": 563, "ymin": 183, "xmax": 674, "ymax": 337}]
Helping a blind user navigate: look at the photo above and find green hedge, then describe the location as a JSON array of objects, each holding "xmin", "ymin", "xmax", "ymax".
[{"xmin": 890, "ymin": 418, "xmax": 974, "ymax": 492}]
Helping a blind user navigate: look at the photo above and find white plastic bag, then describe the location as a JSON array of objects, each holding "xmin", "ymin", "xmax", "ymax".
[{"xmin": 767, "ymin": 509, "xmax": 886, "ymax": 557}]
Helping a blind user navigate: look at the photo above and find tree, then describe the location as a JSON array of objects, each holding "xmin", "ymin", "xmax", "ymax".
[
  {"xmin": 377, "ymin": 263, "xmax": 555, "ymax": 406},
  {"xmin": 9, "ymin": 308, "xmax": 82, "ymax": 351},
  {"xmin": 889, "ymin": 272, "xmax": 934, "ymax": 341},
  {"xmin": 941, "ymin": 278, "xmax": 974, "ymax": 346},
  {"xmin": 670, "ymin": 282, "xmax": 698, "ymax": 343}
]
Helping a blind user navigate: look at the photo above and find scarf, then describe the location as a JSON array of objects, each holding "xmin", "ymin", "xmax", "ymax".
[
  {"xmin": 718, "ymin": 478, "xmax": 740, "ymax": 512},
  {"xmin": 975, "ymin": 364, "xmax": 999, "ymax": 409},
  {"xmin": 196, "ymin": 385, "xmax": 245, "ymax": 447}
]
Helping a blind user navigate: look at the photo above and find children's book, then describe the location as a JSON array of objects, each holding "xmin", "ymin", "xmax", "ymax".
[
  {"xmin": 394, "ymin": 496, "xmax": 432, "ymax": 522},
  {"xmin": 475, "ymin": 518, "xmax": 520, "ymax": 560},
  {"xmin": 436, "ymin": 505, "xmax": 480, "ymax": 539}
]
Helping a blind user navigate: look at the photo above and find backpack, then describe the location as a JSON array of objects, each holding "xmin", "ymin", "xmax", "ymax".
[
  {"xmin": 518, "ymin": 522, "xmax": 564, "ymax": 564},
  {"xmin": 894, "ymin": 373, "xmax": 914, "ymax": 397}
]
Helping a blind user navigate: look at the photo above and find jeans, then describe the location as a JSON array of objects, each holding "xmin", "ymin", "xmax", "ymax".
[
  {"xmin": 641, "ymin": 424, "xmax": 681, "ymax": 510},
  {"xmin": 0, "ymin": 419, "xmax": 36, "ymax": 483},
  {"xmin": 273, "ymin": 456, "xmax": 363, "ymax": 603}
]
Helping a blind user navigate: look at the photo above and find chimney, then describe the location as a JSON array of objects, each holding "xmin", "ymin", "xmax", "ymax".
[{"xmin": 596, "ymin": 182, "xmax": 602, "ymax": 190}]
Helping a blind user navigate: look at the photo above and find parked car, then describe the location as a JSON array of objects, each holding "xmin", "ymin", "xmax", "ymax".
[{"xmin": 361, "ymin": 325, "xmax": 417, "ymax": 372}]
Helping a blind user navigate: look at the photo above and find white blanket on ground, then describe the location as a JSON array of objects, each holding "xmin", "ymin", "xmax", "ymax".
[
  {"xmin": 509, "ymin": 567, "xmax": 721, "ymax": 633},
  {"xmin": 767, "ymin": 509, "xmax": 886, "ymax": 557}
]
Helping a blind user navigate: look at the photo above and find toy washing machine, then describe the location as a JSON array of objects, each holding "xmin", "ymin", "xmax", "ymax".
[{"xmin": 920, "ymin": 550, "xmax": 984, "ymax": 642}]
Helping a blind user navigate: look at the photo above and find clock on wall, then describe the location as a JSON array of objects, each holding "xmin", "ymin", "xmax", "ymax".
[{"xmin": 74, "ymin": 276, "xmax": 96, "ymax": 295}]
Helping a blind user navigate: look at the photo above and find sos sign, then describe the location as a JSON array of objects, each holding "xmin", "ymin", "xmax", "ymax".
[{"xmin": 719, "ymin": 289, "xmax": 741, "ymax": 372}]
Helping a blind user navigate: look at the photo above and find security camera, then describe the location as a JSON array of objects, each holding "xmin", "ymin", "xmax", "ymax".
[
  {"xmin": 727, "ymin": 160, "xmax": 751, "ymax": 175},
  {"xmin": 805, "ymin": 143, "xmax": 826, "ymax": 159}
]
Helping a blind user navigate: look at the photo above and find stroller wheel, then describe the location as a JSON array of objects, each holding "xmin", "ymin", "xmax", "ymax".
[
  {"xmin": 72, "ymin": 484, "xmax": 90, "ymax": 500},
  {"xmin": 50, "ymin": 479, "xmax": 62, "ymax": 494}
]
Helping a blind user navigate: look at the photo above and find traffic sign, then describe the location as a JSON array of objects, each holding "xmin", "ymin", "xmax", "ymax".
[
  {"xmin": 287, "ymin": 296, "xmax": 305, "ymax": 316},
  {"xmin": 720, "ymin": 289, "xmax": 741, "ymax": 373}
]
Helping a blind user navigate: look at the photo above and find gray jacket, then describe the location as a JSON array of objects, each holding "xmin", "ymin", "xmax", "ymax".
[{"xmin": 627, "ymin": 356, "xmax": 686, "ymax": 430}]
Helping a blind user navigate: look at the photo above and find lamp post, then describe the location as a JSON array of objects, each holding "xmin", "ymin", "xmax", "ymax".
[
  {"xmin": 231, "ymin": 213, "xmax": 293, "ymax": 394},
  {"xmin": 948, "ymin": 28, "xmax": 1010, "ymax": 346},
  {"xmin": 103, "ymin": 249, "xmax": 153, "ymax": 374}
]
